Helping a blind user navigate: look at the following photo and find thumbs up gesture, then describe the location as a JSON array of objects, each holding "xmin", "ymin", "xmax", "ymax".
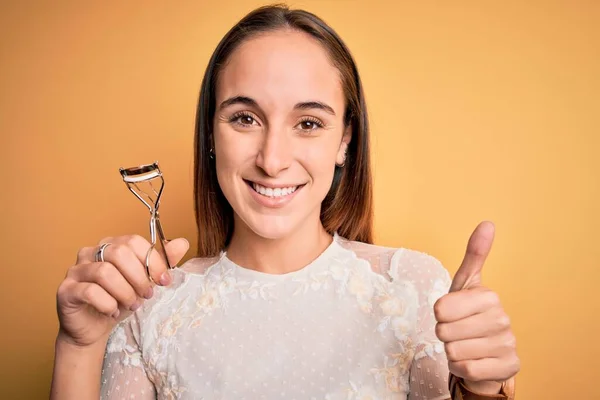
[{"xmin": 434, "ymin": 221, "xmax": 520, "ymax": 394}]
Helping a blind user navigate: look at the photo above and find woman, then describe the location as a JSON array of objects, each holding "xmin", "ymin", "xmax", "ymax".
[{"xmin": 51, "ymin": 5, "xmax": 519, "ymax": 399}]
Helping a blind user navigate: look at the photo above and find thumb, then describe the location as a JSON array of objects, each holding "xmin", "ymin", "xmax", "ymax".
[
  {"xmin": 449, "ymin": 221, "xmax": 495, "ymax": 292},
  {"xmin": 164, "ymin": 237, "xmax": 190, "ymax": 267}
]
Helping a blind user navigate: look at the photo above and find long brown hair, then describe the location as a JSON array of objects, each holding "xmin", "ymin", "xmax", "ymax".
[{"xmin": 193, "ymin": 4, "xmax": 373, "ymax": 257}]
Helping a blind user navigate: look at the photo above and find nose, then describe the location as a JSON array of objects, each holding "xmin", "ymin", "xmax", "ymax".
[{"xmin": 255, "ymin": 130, "xmax": 292, "ymax": 177}]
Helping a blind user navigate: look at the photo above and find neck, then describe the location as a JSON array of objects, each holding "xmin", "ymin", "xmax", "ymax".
[{"xmin": 226, "ymin": 217, "xmax": 332, "ymax": 275}]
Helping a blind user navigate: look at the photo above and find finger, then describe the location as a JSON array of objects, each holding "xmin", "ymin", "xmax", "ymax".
[
  {"xmin": 78, "ymin": 235, "xmax": 189, "ymax": 286},
  {"xmin": 67, "ymin": 281, "xmax": 120, "ymax": 318},
  {"xmin": 449, "ymin": 221, "xmax": 495, "ymax": 292},
  {"xmin": 75, "ymin": 244, "xmax": 107, "ymax": 265},
  {"xmin": 100, "ymin": 243, "xmax": 154, "ymax": 299},
  {"xmin": 435, "ymin": 307, "xmax": 510, "ymax": 342},
  {"xmin": 434, "ymin": 288, "xmax": 500, "ymax": 323},
  {"xmin": 75, "ymin": 240, "xmax": 154, "ymax": 297},
  {"xmin": 68, "ymin": 262, "xmax": 141, "ymax": 312},
  {"xmin": 444, "ymin": 331, "xmax": 517, "ymax": 361},
  {"xmin": 163, "ymin": 237, "xmax": 190, "ymax": 268},
  {"xmin": 117, "ymin": 235, "xmax": 189, "ymax": 286},
  {"xmin": 449, "ymin": 355, "xmax": 521, "ymax": 383},
  {"xmin": 75, "ymin": 236, "xmax": 115, "ymax": 264}
]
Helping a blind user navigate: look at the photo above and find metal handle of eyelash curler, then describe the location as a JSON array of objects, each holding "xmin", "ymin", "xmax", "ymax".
[{"xmin": 146, "ymin": 210, "xmax": 173, "ymax": 275}]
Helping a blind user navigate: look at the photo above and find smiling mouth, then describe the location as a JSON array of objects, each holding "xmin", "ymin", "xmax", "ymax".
[{"xmin": 244, "ymin": 180, "xmax": 305, "ymax": 198}]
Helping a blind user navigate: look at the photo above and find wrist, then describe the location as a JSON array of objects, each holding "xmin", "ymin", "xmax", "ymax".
[
  {"xmin": 463, "ymin": 380, "xmax": 503, "ymax": 395},
  {"xmin": 55, "ymin": 336, "xmax": 105, "ymax": 357},
  {"xmin": 56, "ymin": 329, "xmax": 108, "ymax": 353},
  {"xmin": 450, "ymin": 374, "xmax": 516, "ymax": 400}
]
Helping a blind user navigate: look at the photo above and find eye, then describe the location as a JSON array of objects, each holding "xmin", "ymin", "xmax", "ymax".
[
  {"xmin": 229, "ymin": 112, "xmax": 259, "ymax": 127},
  {"xmin": 296, "ymin": 117, "xmax": 324, "ymax": 132}
]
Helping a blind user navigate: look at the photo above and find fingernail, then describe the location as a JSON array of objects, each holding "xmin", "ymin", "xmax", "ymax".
[
  {"xmin": 144, "ymin": 286, "xmax": 154, "ymax": 299},
  {"xmin": 130, "ymin": 300, "xmax": 142, "ymax": 312},
  {"xmin": 111, "ymin": 309, "xmax": 120, "ymax": 319},
  {"xmin": 160, "ymin": 271, "xmax": 172, "ymax": 286}
]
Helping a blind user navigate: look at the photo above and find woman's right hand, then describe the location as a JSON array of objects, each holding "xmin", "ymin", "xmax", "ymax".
[{"xmin": 55, "ymin": 234, "xmax": 190, "ymax": 349}]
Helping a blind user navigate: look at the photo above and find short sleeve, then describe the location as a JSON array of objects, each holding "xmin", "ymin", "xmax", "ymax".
[
  {"xmin": 391, "ymin": 249, "xmax": 452, "ymax": 400},
  {"xmin": 100, "ymin": 314, "xmax": 155, "ymax": 400}
]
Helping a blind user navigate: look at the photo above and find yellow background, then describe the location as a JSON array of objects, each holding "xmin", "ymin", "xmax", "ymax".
[{"xmin": 1, "ymin": 1, "xmax": 598, "ymax": 399}]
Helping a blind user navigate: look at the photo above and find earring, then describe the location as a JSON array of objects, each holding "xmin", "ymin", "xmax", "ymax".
[
  {"xmin": 336, "ymin": 148, "xmax": 347, "ymax": 167},
  {"xmin": 209, "ymin": 148, "xmax": 215, "ymax": 160}
]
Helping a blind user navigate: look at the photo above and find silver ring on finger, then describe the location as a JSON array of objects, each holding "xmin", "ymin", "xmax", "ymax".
[{"xmin": 94, "ymin": 243, "xmax": 112, "ymax": 263}]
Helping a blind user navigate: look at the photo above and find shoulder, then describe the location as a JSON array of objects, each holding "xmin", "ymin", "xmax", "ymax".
[
  {"xmin": 337, "ymin": 237, "xmax": 451, "ymax": 296},
  {"xmin": 127, "ymin": 256, "xmax": 221, "ymax": 318},
  {"xmin": 114, "ymin": 255, "xmax": 223, "ymax": 341},
  {"xmin": 338, "ymin": 236, "xmax": 449, "ymax": 277},
  {"xmin": 336, "ymin": 236, "xmax": 398, "ymax": 275},
  {"xmin": 178, "ymin": 255, "xmax": 222, "ymax": 274}
]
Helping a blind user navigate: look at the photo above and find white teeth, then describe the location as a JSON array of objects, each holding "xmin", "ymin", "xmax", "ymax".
[{"xmin": 252, "ymin": 182, "xmax": 298, "ymax": 198}]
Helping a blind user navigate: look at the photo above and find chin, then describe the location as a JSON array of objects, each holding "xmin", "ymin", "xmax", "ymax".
[{"xmin": 243, "ymin": 213, "xmax": 300, "ymax": 240}]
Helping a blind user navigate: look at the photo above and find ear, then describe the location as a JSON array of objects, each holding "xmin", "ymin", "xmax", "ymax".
[{"xmin": 336, "ymin": 124, "xmax": 352, "ymax": 166}]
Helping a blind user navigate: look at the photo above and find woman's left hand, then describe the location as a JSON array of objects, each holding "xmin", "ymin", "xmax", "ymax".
[{"xmin": 434, "ymin": 221, "xmax": 520, "ymax": 395}]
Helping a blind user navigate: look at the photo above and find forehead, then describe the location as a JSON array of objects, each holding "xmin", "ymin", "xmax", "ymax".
[{"xmin": 216, "ymin": 29, "xmax": 344, "ymax": 111}]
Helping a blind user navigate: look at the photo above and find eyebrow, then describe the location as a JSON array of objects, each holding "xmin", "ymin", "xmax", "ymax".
[{"xmin": 219, "ymin": 96, "xmax": 336, "ymax": 116}]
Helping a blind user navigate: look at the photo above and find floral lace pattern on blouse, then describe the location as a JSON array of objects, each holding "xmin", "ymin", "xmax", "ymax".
[{"xmin": 101, "ymin": 235, "xmax": 452, "ymax": 400}]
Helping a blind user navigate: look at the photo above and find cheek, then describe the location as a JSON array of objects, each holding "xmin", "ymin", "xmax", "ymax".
[
  {"xmin": 213, "ymin": 128, "xmax": 252, "ymax": 198},
  {"xmin": 214, "ymin": 125, "xmax": 261, "ymax": 172},
  {"xmin": 299, "ymin": 141, "xmax": 338, "ymax": 184}
]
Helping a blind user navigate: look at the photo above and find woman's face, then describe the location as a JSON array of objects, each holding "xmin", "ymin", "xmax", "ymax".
[{"xmin": 213, "ymin": 29, "xmax": 350, "ymax": 240}]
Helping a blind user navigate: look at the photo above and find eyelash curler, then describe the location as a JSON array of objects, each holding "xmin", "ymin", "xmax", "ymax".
[{"xmin": 119, "ymin": 161, "xmax": 173, "ymax": 282}]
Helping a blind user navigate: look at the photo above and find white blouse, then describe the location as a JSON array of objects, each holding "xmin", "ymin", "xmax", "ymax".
[{"xmin": 101, "ymin": 234, "xmax": 452, "ymax": 400}]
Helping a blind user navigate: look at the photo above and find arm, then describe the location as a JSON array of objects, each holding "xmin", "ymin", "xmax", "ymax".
[
  {"xmin": 403, "ymin": 249, "xmax": 516, "ymax": 400},
  {"xmin": 51, "ymin": 317, "xmax": 155, "ymax": 400},
  {"xmin": 50, "ymin": 334, "xmax": 106, "ymax": 400},
  {"xmin": 99, "ymin": 317, "xmax": 155, "ymax": 400},
  {"xmin": 406, "ymin": 254, "xmax": 453, "ymax": 400},
  {"xmin": 387, "ymin": 247, "xmax": 453, "ymax": 400},
  {"xmin": 52, "ymin": 234, "xmax": 188, "ymax": 399}
]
